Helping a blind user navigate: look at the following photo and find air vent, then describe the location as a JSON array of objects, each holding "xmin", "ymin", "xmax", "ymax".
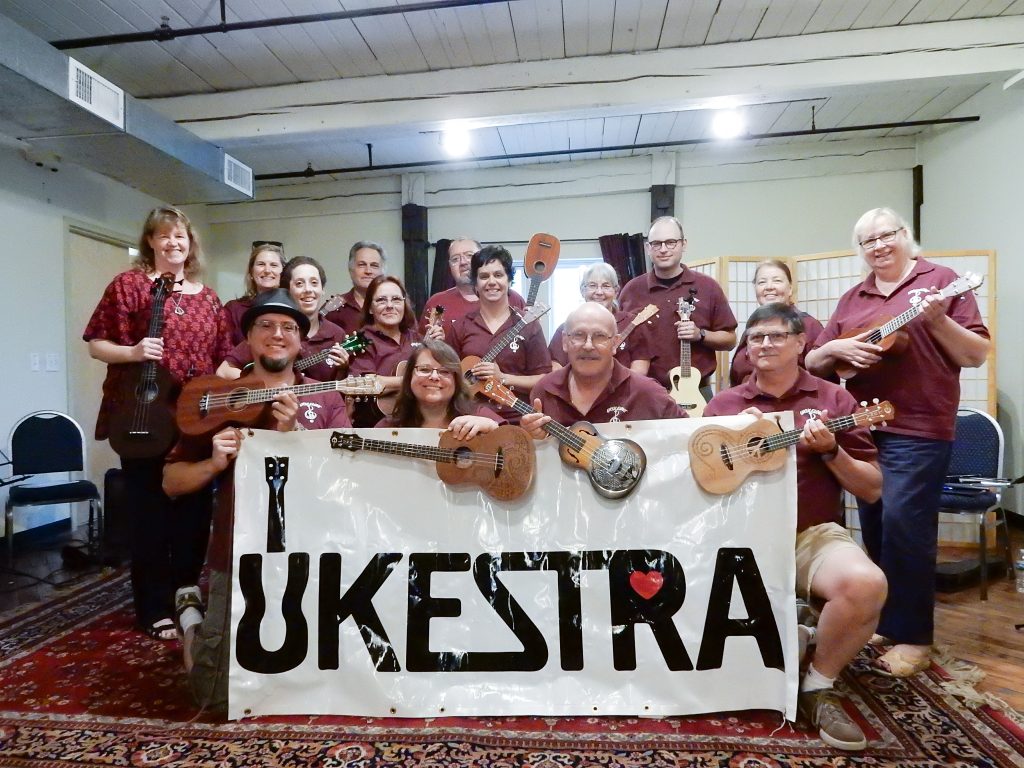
[
  {"xmin": 224, "ymin": 153, "xmax": 254, "ymax": 196},
  {"xmin": 67, "ymin": 58, "xmax": 124, "ymax": 129}
]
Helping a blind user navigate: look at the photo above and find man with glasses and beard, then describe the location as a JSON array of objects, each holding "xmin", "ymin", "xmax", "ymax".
[{"xmin": 163, "ymin": 289, "xmax": 351, "ymax": 713}]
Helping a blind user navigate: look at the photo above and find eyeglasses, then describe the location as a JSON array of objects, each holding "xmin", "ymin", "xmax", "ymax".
[
  {"xmin": 647, "ymin": 239, "xmax": 682, "ymax": 251},
  {"xmin": 413, "ymin": 365, "xmax": 454, "ymax": 378},
  {"xmin": 566, "ymin": 330, "xmax": 615, "ymax": 348},
  {"xmin": 253, "ymin": 319, "xmax": 300, "ymax": 335},
  {"xmin": 373, "ymin": 296, "xmax": 405, "ymax": 306},
  {"xmin": 858, "ymin": 228, "xmax": 902, "ymax": 251},
  {"xmin": 747, "ymin": 330, "xmax": 796, "ymax": 346},
  {"xmin": 252, "ymin": 240, "xmax": 283, "ymax": 248},
  {"xmin": 584, "ymin": 282, "xmax": 616, "ymax": 292},
  {"xmin": 448, "ymin": 251, "xmax": 476, "ymax": 264}
]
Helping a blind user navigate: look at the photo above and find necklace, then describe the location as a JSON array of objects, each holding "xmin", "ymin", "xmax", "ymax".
[{"xmin": 171, "ymin": 287, "xmax": 186, "ymax": 316}]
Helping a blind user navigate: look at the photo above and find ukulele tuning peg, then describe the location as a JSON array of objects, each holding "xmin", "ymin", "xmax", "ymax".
[
  {"xmin": 872, "ymin": 398, "xmax": 879, "ymax": 404},
  {"xmin": 860, "ymin": 400, "xmax": 867, "ymax": 407}
]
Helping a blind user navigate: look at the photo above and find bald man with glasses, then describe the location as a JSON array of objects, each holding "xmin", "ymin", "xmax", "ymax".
[{"xmin": 521, "ymin": 303, "xmax": 684, "ymax": 434}]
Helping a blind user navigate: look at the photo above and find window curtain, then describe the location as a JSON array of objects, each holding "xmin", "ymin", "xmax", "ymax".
[
  {"xmin": 430, "ymin": 239, "xmax": 454, "ymax": 297},
  {"xmin": 599, "ymin": 233, "xmax": 647, "ymax": 285}
]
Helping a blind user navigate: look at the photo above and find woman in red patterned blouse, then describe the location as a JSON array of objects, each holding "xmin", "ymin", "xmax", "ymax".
[{"xmin": 83, "ymin": 206, "xmax": 231, "ymax": 642}]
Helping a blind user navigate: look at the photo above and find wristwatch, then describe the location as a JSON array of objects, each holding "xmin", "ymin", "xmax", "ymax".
[
  {"xmin": 821, "ymin": 445, "xmax": 840, "ymax": 463},
  {"xmin": 698, "ymin": 328, "xmax": 706, "ymax": 342}
]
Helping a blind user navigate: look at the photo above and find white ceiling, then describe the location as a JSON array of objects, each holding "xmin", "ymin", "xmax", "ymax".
[{"xmin": 2, "ymin": 0, "xmax": 1022, "ymax": 186}]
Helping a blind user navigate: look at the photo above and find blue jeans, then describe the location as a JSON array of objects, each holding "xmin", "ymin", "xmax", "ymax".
[{"xmin": 858, "ymin": 432, "xmax": 951, "ymax": 645}]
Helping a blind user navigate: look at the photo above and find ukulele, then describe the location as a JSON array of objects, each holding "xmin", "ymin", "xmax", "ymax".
[
  {"xmin": 240, "ymin": 330, "xmax": 371, "ymax": 377},
  {"xmin": 376, "ymin": 308, "xmax": 444, "ymax": 417},
  {"xmin": 689, "ymin": 400, "xmax": 894, "ymax": 495},
  {"xmin": 479, "ymin": 378, "xmax": 646, "ymax": 500},
  {"xmin": 107, "ymin": 274, "xmax": 180, "ymax": 459},
  {"xmin": 177, "ymin": 373, "xmax": 383, "ymax": 436},
  {"xmin": 330, "ymin": 424, "xmax": 535, "ymax": 501},
  {"xmin": 523, "ymin": 233, "xmax": 560, "ymax": 306},
  {"xmin": 461, "ymin": 304, "xmax": 551, "ymax": 395},
  {"xmin": 318, "ymin": 293, "xmax": 347, "ymax": 319},
  {"xmin": 666, "ymin": 294, "xmax": 706, "ymax": 416},
  {"xmin": 834, "ymin": 272, "xmax": 984, "ymax": 379},
  {"xmin": 613, "ymin": 303, "xmax": 658, "ymax": 352}
]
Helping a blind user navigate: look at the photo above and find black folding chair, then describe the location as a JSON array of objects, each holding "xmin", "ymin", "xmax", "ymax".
[
  {"xmin": 4, "ymin": 411, "xmax": 102, "ymax": 564},
  {"xmin": 937, "ymin": 407, "xmax": 1013, "ymax": 600}
]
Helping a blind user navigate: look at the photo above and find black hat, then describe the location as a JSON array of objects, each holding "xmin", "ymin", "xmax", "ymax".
[{"xmin": 240, "ymin": 288, "xmax": 310, "ymax": 337}]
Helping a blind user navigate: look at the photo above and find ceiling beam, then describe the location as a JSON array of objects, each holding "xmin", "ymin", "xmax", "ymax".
[{"xmin": 145, "ymin": 16, "xmax": 1024, "ymax": 145}]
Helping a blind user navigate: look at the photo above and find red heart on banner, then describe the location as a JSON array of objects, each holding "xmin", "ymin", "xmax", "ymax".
[{"xmin": 629, "ymin": 570, "xmax": 664, "ymax": 599}]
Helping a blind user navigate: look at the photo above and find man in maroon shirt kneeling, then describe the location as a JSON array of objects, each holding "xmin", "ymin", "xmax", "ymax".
[
  {"xmin": 704, "ymin": 303, "xmax": 886, "ymax": 752},
  {"xmin": 163, "ymin": 289, "xmax": 351, "ymax": 713}
]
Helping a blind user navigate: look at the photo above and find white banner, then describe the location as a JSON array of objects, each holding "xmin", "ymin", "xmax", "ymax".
[{"xmin": 230, "ymin": 416, "xmax": 799, "ymax": 721}]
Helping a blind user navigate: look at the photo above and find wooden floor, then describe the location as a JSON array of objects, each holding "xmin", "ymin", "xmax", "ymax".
[{"xmin": 3, "ymin": 525, "xmax": 1023, "ymax": 715}]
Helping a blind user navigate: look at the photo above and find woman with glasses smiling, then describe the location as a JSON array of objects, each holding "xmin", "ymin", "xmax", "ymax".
[
  {"xmin": 728, "ymin": 260, "xmax": 831, "ymax": 387},
  {"xmin": 805, "ymin": 207, "xmax": 990, "ymax": 679},
  {"xmin": 348, "ymin": 275, "xmax": 444, "ymax": 427},
  {"xmin": 547, "ymin": 262, "xmax": 652, "ymax": 375},
  {"xmin": 378, "ymin": 339, "xmax": 502, "ymax": 439}
]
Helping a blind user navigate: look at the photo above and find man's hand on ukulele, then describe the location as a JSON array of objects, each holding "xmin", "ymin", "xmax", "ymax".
[
  {"xmin": 800, "ymin": 410, "xmax": 838, "ymax": 455},
  {"xmin": 327, "ymin": 344, "xmax": 350, "ymax": 368},
  {"xmin": 271, "ymin": 389, "xmax": 300, "ymax": 431},
  {"xmin": 211, "ymin": 427, "xmax": 244, "ymax": 471},
  {"xmin": 520, "ymin": 399, "xmax": 551, "ymax": 440},
  {"xmin": 675, "ymin": 319, "xmax": 700, "ymax": 341}
]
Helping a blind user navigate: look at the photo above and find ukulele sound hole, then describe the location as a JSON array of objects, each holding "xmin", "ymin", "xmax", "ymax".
[
  {"xmin": 452, "ymin": 446, "xmax": 472, "ymax": 469},
  {"xmin": 532, "ymin": 259, "xmax": 548, "ymax": 274},
  {"xmin": 135, "ymin": 382, "xmax": 159, "ymax": 404},
  {"xmin": 227, "ymin": 387, "xmax": 249, "ymax": 412}
]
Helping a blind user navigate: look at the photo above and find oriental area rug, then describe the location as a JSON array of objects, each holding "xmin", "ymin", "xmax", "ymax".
[{"xmin": 1, "ymin": 570, "xmax": 1022, "ymax": 767}]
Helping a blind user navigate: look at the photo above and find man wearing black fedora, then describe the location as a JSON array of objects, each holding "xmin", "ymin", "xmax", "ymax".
[{"xmin": 163, "ymin": 289, "xmax": 352, "ymax": 712}]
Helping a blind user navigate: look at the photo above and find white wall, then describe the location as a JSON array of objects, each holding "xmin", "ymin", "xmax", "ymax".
[
  {"xmin": 0, "ymin": 141, "xmax": 162, "ymax": 532},
  {"xmin": 919, "ymin": 82, "xmax": 1024, "ymax": 512}
]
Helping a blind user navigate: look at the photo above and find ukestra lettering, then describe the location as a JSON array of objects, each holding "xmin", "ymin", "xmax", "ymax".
[{"xmin": 235, "ymin": 547, "xmax": 782, "ymax": 675}]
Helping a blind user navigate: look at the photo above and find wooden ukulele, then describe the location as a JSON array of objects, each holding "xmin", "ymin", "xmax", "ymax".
[
  {"xmin": 613, "ymin": 303, "xmax": 658, "ymax": 352},
  {"xmin": 689, "ymin": 400, "xmax": 894, "ymax": 495},
  {"xmin": 377, "ymin": 308, "xmax": 445, "ymax": 417},
  {"xmin": 666, "ymin": 294, "xmax": 706, "ymax": 416},
  {"xmin": 523, "ymin": 232, "xmax": 560, "ymax": 306},
  {"xmin": 479, "ymin": 378, "xmax": 646, "ymax": 500},
  {"xmin": 834, "ymin": 272, "xmax": 984, "ymax": 379},
  {"xmin": 330, "ymin": 424, "xmax": 535, "ymax": 501},
  {"xmin": 177, "ymin": 374, "xmax": 383, "ymax": 436},
  {"xmin": 107, "ymin": 274, "xmax": 180, "ymax": 459},
  {"xmin": 461, "ymin": 303, "xmax": 551, "ymax": 395}
]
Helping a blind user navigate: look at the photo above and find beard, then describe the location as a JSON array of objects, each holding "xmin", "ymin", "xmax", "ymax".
[{"xmin": 258, "ymin": 354, "xmax": 291, "ymax": 373}]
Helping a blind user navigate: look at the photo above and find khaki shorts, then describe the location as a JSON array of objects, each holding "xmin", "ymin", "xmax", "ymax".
[{"xmin": 794, "ymin": 521, "xmax": 863, "ymax": 601}]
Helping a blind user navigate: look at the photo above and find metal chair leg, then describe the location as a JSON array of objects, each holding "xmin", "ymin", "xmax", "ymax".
[{"xmin": 978, "ymin": 517, "xmax": 988, "ymax": 601}]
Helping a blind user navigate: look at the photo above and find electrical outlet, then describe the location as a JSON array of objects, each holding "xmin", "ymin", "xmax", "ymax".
[
  {"xmin": 45, "ymin": 353, "xmax": 59, "ymax": 372},
  {"xmin": 30, "ymin": 353, "xmax": 41, "ymax": 371}
]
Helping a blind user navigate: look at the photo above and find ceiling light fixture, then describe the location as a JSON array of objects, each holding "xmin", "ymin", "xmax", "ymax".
[
  {"xmin": 711, "ymin": 110, "xmax": 746, "ymax": 140},
  {"xmin": 441, "ymin": 126, "xmax": 472, "ymax": 158}
]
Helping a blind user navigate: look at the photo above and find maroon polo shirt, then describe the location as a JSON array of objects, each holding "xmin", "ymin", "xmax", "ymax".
[
  {"xmin": 811, "ymin": 258, "xmax": 988, "ymax": 442},
  {"xmin": 548, "ymin": 309, "xmax": 654, "ymax": 368},
  {"xmin": 222, "ymin": 297, "xmax": 253, "ymax": 348},
  {"xmin": 704, "ymin": 369, "xmax": 878, "ymax": 533},
  {"xmin": 348, "ymin": 326, "xmax": 424, "ymax": 428},
  {"xmin": 446, "ymin": 310, "xmax": 551, "ymax": 422},
  {"xmin": 165, "ymin": 373, "xmax": 351, "ymax": 575},
  {"xmin": 323, "ymin": 288, "xmax": 365, "ymax": 334},
  {"xmin": 530, "ymin": 361, "xmax": 686, "ymax": 424},
  {"xmin": 729, "ymin": 308, "xmax": 828, "ymax": 387},
  {"xmin": 419, "ymin": 287, "xmax": 527, "ymax": 335},
  {"xmin": 224, "ymin": 318, "xmax": 350, "ymax": 382},
  {"xmin": 618, "ymin": 267, "xmax": 737, "ymax": 388}
]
